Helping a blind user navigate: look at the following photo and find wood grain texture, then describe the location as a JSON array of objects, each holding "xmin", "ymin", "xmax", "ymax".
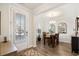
[
  {"xmin": 0, "ymin": 41, "xmax": 17, "ymax": 56},
  {"xmin": 17, "ymin": 41, "xmax": 79, "ymax": 56},
  {"xmin": 36, "ymin": 41, "xmax": 79, "ymax": 56},
  {"xmin": 2, "ymin": 40, "xmax": 79, "ymax": 56}
]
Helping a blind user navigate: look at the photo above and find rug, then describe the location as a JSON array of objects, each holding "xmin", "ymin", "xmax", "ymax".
[{"xmin": 17, "ymin": 48, "xmax": 44, "ymax": 56}]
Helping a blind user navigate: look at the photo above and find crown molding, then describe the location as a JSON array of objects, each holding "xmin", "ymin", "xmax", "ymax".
[{"xmin": 33, "ymin": 3, "xmax": 67, "ymax": 15}]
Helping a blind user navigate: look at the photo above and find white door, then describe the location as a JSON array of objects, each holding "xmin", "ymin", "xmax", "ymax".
[
  {"xmin": 14, "ymin": 13, "xmax": 28, "ymax": 51},
  {"xmin": 15, "ymin": 13, "xmax": 26, "ymax": 42}
]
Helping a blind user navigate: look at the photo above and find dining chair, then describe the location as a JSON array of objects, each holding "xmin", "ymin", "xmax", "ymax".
[
  {"xmin": 50, "ymin": 35, "xmax": 55, "ymax": 48},
  {"xmin": 55, "ymin": 33, "xmax": 59, "ymax": 45}
]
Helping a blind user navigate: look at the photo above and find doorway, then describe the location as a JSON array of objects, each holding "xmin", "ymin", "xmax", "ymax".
[
  {"xmin": 13, "ymin": 13, "xmax": 28, "ymax": 51},
  {"xmin": 15, "ymin": 13, "xmax": 26, "ymax": 42}
]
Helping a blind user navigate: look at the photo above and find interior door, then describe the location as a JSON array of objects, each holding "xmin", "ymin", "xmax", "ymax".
[{"xmin": 15, "ymin": 13, "xmax": 26, "ymax": 43}]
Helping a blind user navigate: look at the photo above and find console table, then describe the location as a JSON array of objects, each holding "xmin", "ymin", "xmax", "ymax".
[
  {"xmin": 0, "ymin": 41, "xmax": 17, "ymax": 56},
  {"xmin": 71, "ymin": 36, "xmax": 79, "ymax": 53}
]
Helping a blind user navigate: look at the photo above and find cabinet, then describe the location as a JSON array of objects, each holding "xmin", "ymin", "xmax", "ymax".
[{"xmin": 71, "ymin": 36, "xmax": 79, "ymax": 53}]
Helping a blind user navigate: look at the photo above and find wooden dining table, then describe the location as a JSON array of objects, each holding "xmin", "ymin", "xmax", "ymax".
[{"xmin": 44, "ymin": 33, "xmax": 50, "ymax": 45}]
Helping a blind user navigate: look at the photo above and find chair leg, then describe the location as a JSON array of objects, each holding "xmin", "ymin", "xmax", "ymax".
[
  {"xmin": 52, "ymin": 39, "xmax": 55, "ymax": 48},
  {"xmin": 44, "ymin": 39, "xmax": 45, "ymax": 45},
  {"xmin": 52, "ymin": 43, "xmax": 55, "ymax": 48},
  {"xmin": 57, "ymin": 39, "xmax": 59, "ymax": 45},
  {"xmin": 48, "ymin": 39, "xmax": 51, "ymax": 46}
]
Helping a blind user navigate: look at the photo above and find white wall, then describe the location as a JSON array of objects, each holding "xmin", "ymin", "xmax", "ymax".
[
  {"xmin": 0, "ymin": 4, "xmax": 10, "ymax": 42},
  {"xmin": 34, "ymin": 4, "xmax": 78, "ymax": 43},
  {"xmin": 51, "ymin": 4, "xmax": 77, "ymax": 43},
  {"xmin": 0, "ymin": 4, "xmax": 36, "ymax": 51}
]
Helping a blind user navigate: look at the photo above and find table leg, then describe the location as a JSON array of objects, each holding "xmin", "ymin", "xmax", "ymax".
[{"xmin": 44, "ymin": 39, "xmax": 45, "ymax": 45}]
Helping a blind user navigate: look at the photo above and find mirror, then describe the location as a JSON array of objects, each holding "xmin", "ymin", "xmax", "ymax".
[
  {"xmin": 49, "ymin": 24, "xmax": 55, "ymax": 33},
  {"xmin": 58, "ymin": 22, "xmax": 67, "ymax": 33}
]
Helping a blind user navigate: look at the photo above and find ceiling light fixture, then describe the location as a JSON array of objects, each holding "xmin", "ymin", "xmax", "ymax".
[
  {"xmin": 49, "ymin": 20, "xmax": 56, "ymax": 24},
  {"xmin": 47, "ymin": 11, "xmax": 61, "ymax": 18}
]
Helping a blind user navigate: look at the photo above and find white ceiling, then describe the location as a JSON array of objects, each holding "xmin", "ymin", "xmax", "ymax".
[
  {"xmin": 20, "ymin": 3, "xmax": 65, "ymax": 10},
  {"xmin": 20, "ymin": 3, "xmax": 66, "ymax": 14},
  {"xmin": 20, "ymin": 3, "xmax": 43, "ymax": 10}
]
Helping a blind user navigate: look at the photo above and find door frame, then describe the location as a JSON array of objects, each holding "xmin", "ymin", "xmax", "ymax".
[{"xmin": 14, "ymin": 13, "xmax": 26, "ymax": 43}]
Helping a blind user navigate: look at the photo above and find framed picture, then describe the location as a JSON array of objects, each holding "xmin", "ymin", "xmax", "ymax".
[
  {"xmin": 76, "ymin": 17, "xmax": 79, "ymax": 31},
  {"xmin": 75, "ymin": 17, "xmax": 79, "ymax": 36}
]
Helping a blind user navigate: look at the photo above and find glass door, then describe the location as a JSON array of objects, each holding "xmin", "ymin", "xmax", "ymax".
[{"xmin": 15, "ymin": 13, "xmax": 26, "ymax": 42}]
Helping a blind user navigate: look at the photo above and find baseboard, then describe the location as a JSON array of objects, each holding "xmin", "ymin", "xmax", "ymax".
[
  {"xmin": 59, "ymin": 41, "xmax": 71, "ymax": 45},
  {"xmin": 59, "ymin": 40, "xmax": 71, "ymax": 44}
]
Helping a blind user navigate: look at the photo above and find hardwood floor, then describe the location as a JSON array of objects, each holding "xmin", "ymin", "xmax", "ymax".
[
  {"xmin": 35, "ymin": 40, "xmax": 79, "ymax": 56},
  {"xmin": 4, "ymin": 40, "xmax": 79, "ymax": 56}
]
